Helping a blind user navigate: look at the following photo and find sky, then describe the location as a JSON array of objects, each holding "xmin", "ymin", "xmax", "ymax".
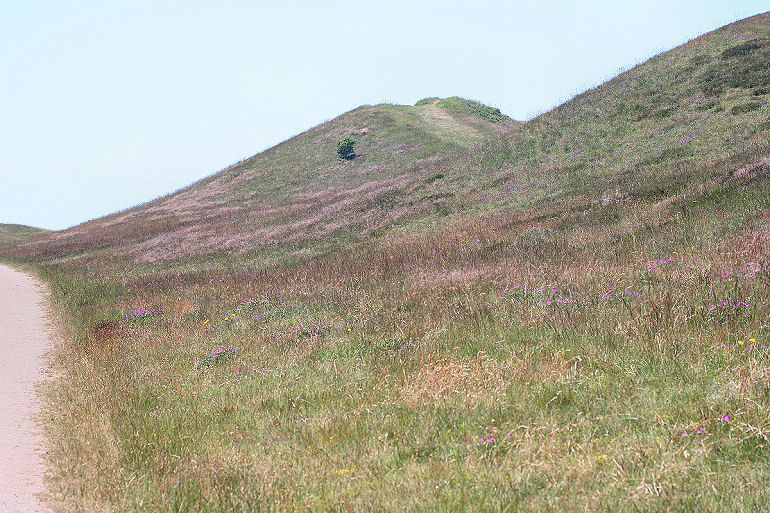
[{"xmin": 1, "ymin": 1, "xmax": 767, "ymax": 230}]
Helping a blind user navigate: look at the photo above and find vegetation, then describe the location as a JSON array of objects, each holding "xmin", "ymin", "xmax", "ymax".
[
  {"xmin": 702, "ymin": 38, "xmax": 770, "ymax": 96},
  {"xmin": 0, "ymin": 223, "xmax": 50, "ymax": 244},
  {"xmin": 414, "ymin": 97, "xmax": 441, "ymax": 106},
  {"xmin": 413, "ymin": 96, "xmax": 511, "ymax": 123},
  {"xmin": 435, "ymin": 96, "xmax": 508, "ymax": 123},
  {"xmin": 336, "ymin": 136, "xmax": 356, "ymax": 160},
  {"xmin": 1, "ymin": 12, "xmax": 769, "ymax": 513}
]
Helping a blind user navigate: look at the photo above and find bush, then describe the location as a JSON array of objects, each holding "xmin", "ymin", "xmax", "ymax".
[
  {"xmin": 720, "ymin": 41, "xmax": 763, "ymax": 60},
  {"xmin": 336, "ymin": 137, "xmax": 355, "ymax": 160},
  {"xmin": 701, "ymin": 42, "xmax": 770, "ymax": 96},
  {"xmin": 731, "ymin": 102, "xmax": 761, "ymax": 115},
  {"xmin": 435, "ymin": 97, "xmax": 508, "ymax": 123}
]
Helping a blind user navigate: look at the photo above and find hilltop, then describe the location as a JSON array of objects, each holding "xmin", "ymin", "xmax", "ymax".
[
  {"xmin": 1, "ymin": 12, "xmax": 769, "ymax": 513},
  {"xmin": 0, "ymin": 223, "xmax": 50, "ymax": 244}
]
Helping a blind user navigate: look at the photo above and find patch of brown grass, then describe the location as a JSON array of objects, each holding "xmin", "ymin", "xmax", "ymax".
[
  {"xmin": 90, "ymin": 320, "xmax": 121, "ymax": 347},
  {"xmin": 169, "ymin": 297, "xmax": 196, "ymax": 321},
  {"xmin": 400, "ymin": 351, "xmax": 573, "ymax": 407}
]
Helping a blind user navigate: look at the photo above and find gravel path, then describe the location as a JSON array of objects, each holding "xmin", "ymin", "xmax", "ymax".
[{"xmin": 0, "ymin": 264, "xmax": 51, "ymax": 512}]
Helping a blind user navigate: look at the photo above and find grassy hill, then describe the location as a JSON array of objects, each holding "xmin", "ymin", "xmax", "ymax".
[
  {"xmin": 460, "ymin": 12, "xmax": 770, "ymax": 215},
  {"xmin": 0, "ymin": 223, "xmax": 50, "ymax": 244},
  {"xmin": 2, "ymin": 12, "xmax": 769, "ymax": 513},
  {"xmin": 5, "ymin": 99, "xmax": 518, "ymax": 264}
]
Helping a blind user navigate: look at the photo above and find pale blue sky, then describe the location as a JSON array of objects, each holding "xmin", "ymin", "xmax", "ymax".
[{"xmin": 1, "ymin": 1, "xmax": 766, "ymax": 230}]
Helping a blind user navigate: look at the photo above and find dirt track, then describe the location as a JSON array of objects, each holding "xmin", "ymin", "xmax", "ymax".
[{"xmin": 0, "ymin": 264, "xmax": 51, "ymax": 512}]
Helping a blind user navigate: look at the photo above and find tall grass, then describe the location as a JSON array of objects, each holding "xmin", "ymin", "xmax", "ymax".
[{"xmin": 20, "ymin": 154, "xmax": 770, "ymax": 510}]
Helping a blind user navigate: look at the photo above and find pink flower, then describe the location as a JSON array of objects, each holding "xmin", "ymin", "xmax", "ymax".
[{"xmin": 722, "ymin": 414, "xmax": 730, "ymax": 421}]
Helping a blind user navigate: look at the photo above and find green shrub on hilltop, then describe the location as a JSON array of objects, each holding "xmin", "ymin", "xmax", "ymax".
[
  {"xmin": 435, "ymin": 96, "xmax": 508, "ymax": 123},
  {"xmin": 415, "ymin": 97, "xmax": 440, "ymax": 106}
]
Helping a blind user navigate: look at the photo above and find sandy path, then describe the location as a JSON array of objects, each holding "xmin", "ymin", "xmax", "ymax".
[{"xmin": 0, "ymin": 264, "xmax": 52, "ymax": 513}]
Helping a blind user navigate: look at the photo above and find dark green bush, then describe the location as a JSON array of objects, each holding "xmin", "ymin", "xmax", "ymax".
[
  {"xmin": 415, "ymin": 97, "xmax": 440, "ymax": 106},
  {"xmin": 629, "ymin": 103, "xmax": 651, "ymax": 121},
  {"xmin": 336, "ymin": 137, "xmax": 356, "ymax": 160},
  {"xmin": 701, "ymin": 42, "xmax": 770, "ymax": 96},
  {"xmin": 720, "ymin": 41, "xmax": 763, "ymax": 59},
  {"xmin": 435, "ymin": 97, "xmax": 508, "ymax": 123},
  {"xmin": 731, "ymin": 102, "xmax": 761, "ymax": 115}
]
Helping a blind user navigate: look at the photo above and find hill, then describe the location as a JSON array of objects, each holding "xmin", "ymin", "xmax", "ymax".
[
  {"xmin": 7, "ymin": 14, "xmax": 769, "ymax": 270},
  {"xmin": 458, "ymin": 11, "xmax": 770, "ymax": 219},
  {"xmin": 0, "ymin": 223, "xmax": 50, "ymax": 244},
  {"xmin": 5, "ymin": 99, "xmax": 518, "ymax": 263},
  {"xmin": 1, "ymin": 12, "xmax": 769, "ymax": 513}
]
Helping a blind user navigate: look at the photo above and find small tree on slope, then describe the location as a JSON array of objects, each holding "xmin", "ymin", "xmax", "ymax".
[{"xmin": 337, "ymin": 137, "xmax": 355, "ymax": 160}]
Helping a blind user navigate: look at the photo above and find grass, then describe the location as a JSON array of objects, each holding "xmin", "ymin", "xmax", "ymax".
[
  {"xmin": 20, "ymin": 183, "xmax": 770, "ymax": 511},
  {"xmin": 433, "ymin": 97, "xmax": 510, "ymax": 123},
  {"xmin": 0, "ymin": 223, "xmax": 50, "ymax": 244},
  {"xmin": 1, "ymin": 11, "xmax": 769, "ymax": 513}
]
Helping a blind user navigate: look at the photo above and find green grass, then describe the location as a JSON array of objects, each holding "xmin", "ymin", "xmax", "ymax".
[
  {"xmin": 434, "ymin": 96, "xmax": 510, "ymax": 123},
  {"xmin": 22, "ymin": 186, "xmax": 770, "ymax": 511},
  {"xmin": 1, "ymin": 11, "xmax": 769, "ymax": 513},
  {"xmin": 0, "ymin": 223, "xmax": 50, "ymax": 243}
]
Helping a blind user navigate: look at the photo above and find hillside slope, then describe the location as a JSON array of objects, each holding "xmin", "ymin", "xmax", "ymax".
[
  {"xmin": 0, "ymin": 223, "xmax": 50, "ymax": 244},
  {"xmin": 8, "ymin": 99, "xmax": 518, "ymax": 263},
  {"xmin": 436, "ymin": 12, "xmax": 770, "ymax": 221}
]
